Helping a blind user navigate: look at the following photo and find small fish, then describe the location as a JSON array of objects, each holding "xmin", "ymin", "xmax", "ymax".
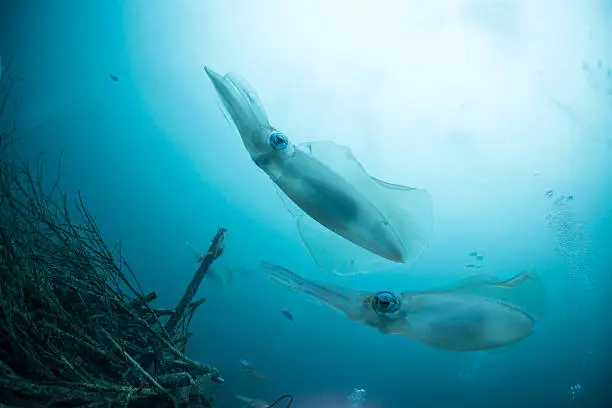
[
  {"xmin": 545, "ymin": 189, "xmax": 554, "ymax": 198},
  {"xmin": 281, "ymin": 310, "xmax": 294, "ymax": 321},
  {"xmin": 185, "ymin": 242, "xmax": 234, "ymax": 286},
  {"xmin": 465, "ymin": 264, "xmax": 483, "ymax": 269},
  {"xmin": 109, "ymin": 74, "xmax": 119, "ymax": 82},
  {"xmin": 476, "ymin": 254, "xmax": 484, "ymax": 261},
  {"xmin": 469, "ymin": 250, "xmax": 478, "ymax": 257},
  {"xmin": 211, "ymin": 374, "xmax": 225, "ymax": 384},
  {"xmin": 548, "ymin": 97, "xmax": 583, "ymax": 127}
]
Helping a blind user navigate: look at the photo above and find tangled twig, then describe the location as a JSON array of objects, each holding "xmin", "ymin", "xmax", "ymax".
[{"xmin": 0, "ymin": 58, "xmax": 223, "ymax": 408}]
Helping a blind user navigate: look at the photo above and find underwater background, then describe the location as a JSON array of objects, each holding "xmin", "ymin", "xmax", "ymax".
[{"xmin": 1, "ymin": 0, "xmax": 611, "ymax": 407}]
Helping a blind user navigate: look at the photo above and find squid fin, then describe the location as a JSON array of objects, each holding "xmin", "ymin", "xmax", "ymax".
[{"xmin": 292, "ymin": 141, "xmax": 433, "ymax": 274}]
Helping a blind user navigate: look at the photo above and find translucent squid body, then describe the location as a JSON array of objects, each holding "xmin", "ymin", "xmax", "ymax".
[
  {"xmin": 239, "ymin": 358, "xmax": 274, "ymax": 383},
  {"xmin": 204, "ymin": 67, "xmax": 433, "ymax": 275},
  {"xmin": 236, "ymin": 395, "xmax": 269, "ymax": 408},
  {"xmin": 260, "ymin": 262, "xmax": 546, "ymax": 351}
]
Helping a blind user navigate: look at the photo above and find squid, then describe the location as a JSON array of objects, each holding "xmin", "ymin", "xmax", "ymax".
[
  {"xmin": 239, "ymin": 358, "xmax": 274, "ymax": 383},
  {"xmin": 236, "ymin": 395, "xmax": 269, "ymax": 408},
  {"xmin": 204, "ymin": 67, "xmax": 433, "ymax": 275},
  {"xmin": 186, "ymin": 242, "xmax": 234, "ymax": 287},
  {"xmin": 260, "ymin": 262, "xmax": 546, "ymax": 351}
]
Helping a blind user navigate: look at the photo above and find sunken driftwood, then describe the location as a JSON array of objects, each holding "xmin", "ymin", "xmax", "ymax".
[{"xmin": 0, "ymin": 57, "xmax": 224, "ymax": 408}]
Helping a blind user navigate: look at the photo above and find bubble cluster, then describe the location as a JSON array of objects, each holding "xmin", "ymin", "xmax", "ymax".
[
  {"xmin": 544, "ymin": 190, "xmax": 594, "ymax": 292},
  {"xmin": 569, "ymin": 383, "xmax": 582, "ymax": 400},
  {"xmin": 347, "ymin": 387, "xmax": 367, "ymax": 407}
]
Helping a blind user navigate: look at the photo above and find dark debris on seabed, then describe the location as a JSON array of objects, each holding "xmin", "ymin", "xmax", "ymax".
[{"xmin": 0, "ymin": 57, "xmax": 226, "ymax": 408}]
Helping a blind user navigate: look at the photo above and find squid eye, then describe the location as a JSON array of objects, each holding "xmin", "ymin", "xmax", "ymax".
[
  {"xmin": 371, "ymin": 291, "xmax": 401, "ymax": 315},
  {"xmin": 269, "ymin": 131, "xmax": 289, "ymax": 150}
]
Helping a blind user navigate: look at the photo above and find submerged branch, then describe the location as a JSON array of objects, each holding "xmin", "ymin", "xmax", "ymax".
[{"xmin": 165, "ymin": 228, "xmax": 226, "ymax": 337}]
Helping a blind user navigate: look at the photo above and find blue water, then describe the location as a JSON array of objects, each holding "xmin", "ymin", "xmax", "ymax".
[{"xmin": 2, "ymin": 1, "xmax": 611, "ymax": 407}]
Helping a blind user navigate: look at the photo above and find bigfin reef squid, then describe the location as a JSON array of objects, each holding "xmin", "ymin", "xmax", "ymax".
[
  {"xmin": 260, "ymin": 262, "xmax": 546, "ymax": 352},
  {"xmin": 204, "ymin": 67, "xmax": 433, "ymax": 276}
]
